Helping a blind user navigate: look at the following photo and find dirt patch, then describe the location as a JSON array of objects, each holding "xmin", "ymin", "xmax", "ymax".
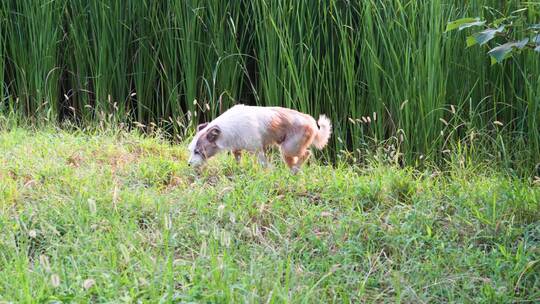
[
  {"xmin": 67, "ymin": 151, "xmax": 84, "ymax": 168},
  {"xmin": 91, "ymin": 148, "xmax": 140, "ymax": 172}
]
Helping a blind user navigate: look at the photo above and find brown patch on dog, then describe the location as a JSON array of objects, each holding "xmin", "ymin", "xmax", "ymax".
[
  {"xmin": 194, "ymin": 126, "xmax": 221, "ymax": 160},
  {"xmin": 297, "ymin": 150, "xmax": 312, "ymax": 167},
  {"xmin": 279, "ymin": 121, "xmax": 317, "ymax": 172},
  {"xmin": 233, "ymin": 150, "xmax": 242, "ymax": 163},
  {"xmin": 267, "ymin": 109, "xmax": 294, "ymax": 146},
  {"xmin": 282, "ymin": 155, "xmax": 297, "ymax": 168}
]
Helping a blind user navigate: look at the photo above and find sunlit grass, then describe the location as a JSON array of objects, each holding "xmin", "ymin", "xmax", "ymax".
[{"xmin": 0, "ymin": 128, "xmax": 538, "ymax": 302}]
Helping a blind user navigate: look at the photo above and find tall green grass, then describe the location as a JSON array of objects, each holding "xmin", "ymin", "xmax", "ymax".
[
  {"xmin": 2, "ymin": 0, "xmax": 65, "ymax": 119},
  {"xmin": 0, "ymin": 0, "xmax": 539, "ymax": 169},
  {"xmin": 0, "ymin": 4, "xmax": 5, "ymax": 108}
]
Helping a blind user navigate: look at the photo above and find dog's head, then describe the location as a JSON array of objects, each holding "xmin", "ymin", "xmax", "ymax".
[{"xmin": 188, "ymin": 123, "xmax": 222, "ymax": 167}]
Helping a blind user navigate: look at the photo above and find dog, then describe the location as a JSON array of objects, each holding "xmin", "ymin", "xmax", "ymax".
[{"xmin": 187, "ymin": 104, "xmax": 331, "ymax": 173}]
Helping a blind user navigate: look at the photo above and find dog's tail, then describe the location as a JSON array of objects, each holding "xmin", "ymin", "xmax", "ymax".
[{"xmin": 312, "ymin": 115, "xmax": 332, "ymax": 149}]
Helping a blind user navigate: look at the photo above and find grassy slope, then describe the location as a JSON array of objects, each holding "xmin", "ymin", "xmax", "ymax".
[{"xmin": 0, "ymin": 128, "xmax": 539, "ymax": 303}]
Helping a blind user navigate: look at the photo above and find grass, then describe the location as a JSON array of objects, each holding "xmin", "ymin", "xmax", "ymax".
[
  {"xmin": 0, "ymin": 127, "xmax": 538, "ymax": 302},
  {"xmin": 1, "ymin": 0, "xmax": 539, "ymax": 168}
]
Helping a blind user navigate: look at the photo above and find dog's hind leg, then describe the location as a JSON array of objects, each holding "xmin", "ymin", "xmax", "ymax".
[
  {"xmin": 281, "ymin": 153, "xmax": 298, "ymax": 170},
  {"xmin": 280, "ymin": 125, "xmax": 315, "ymax": 173},
  {"xmin": 296, "ymin": 150, "xmax": 311, "ymax": 167}
]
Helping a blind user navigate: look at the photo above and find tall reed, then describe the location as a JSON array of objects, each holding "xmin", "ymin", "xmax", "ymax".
[
  {"xmin": 2, "ymin": 0, "xmax": 64, "ymax": 119},
  {"xmin": 0, "ymin": 0, "xmax": 538, "ymax": 168},
  {"xmin": 0, "ymin": 4, "xmax": 5, "ymax": 108}
]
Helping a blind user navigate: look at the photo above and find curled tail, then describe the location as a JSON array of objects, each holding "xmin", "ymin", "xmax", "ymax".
[{"xmin": 312, "ymin": 115, "xmax": 332, "ymax": 149}]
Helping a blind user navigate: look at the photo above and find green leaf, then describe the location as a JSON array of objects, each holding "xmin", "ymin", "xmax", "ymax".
[
  {"xmin": 466, "ymin": 35, "xmax": 478, "ymax": 47},
  {"xmin": 446, "ymin": 18, "xmax": 485, "ymax": 32},
  {"xmin": 528, "ymin": 24, "xmax": 540, "ymax": 30},
  {"xmin": 488, "ymin": 38, "xmax": 529, "ymax": 64},
  {"xmin": 470, "ymin": 26, "xmax": 505, "ymax": 47},
  {"xmin": 532, "ymin": 34, "xmax": 540, "ymax": 52},
  {"xmin": 459, "ymin": 21, "xmax": 486, "ymax": 31}
]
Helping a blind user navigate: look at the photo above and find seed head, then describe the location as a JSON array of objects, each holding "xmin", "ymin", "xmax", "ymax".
[
  {"xmin": 439, "ymin": 118, "xmax": 448, "ymax": 126},
  {"xmin": 51, "ymin": 274, "xmax": 60, "ymax": 288},
  {"xmin": 39, "ymin": 255, "xmax": 50, "ymax": 271},
  {"xmin": 29, "ymin": 230, "xmax": 37, "ymax": 238},
  {"xmin": 83, "ymin": 278, "xmax": 96, "ymax": 290}
]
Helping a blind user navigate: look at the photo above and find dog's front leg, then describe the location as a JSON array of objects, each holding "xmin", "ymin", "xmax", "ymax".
[
  {"xmin": 257, "ymin": 150, "xmax": 270, "ymax": 168},
  {"xmin": 233, "ymin": 150, "xmax": 242, "ymax": 163}
]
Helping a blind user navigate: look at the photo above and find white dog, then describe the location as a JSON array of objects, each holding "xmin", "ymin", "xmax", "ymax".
[{"xmin": 188, "ymin": 104, "xmax": 331, "ymax": 173}]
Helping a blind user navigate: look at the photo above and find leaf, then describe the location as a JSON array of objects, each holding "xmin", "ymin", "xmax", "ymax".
[
  {"xmin": 459, "ymin": 21, "xmax": 486, "ymax": 31},
  {"xmin": 468, "ymin": 26, "xmax": 505, "ymax": 47},
  {"xmin": 514, "ymin": 38, "xmax": 530, "ymax": 49},
  {"xmin": 510, "ymin": 8, "xmax": 528, "ymax": 15},
  {"xmin": 528, "ymin": 24, "xmax": 540, "ymax": 30},
  {"xmin": 466, "ymin": 36, "xmax": 478, "ymax": 47},
  {"xmin": 488, "ymin": 38, "xmax": 529, "ymax": 64},
  {"xmin": 446, "ymin": 18, "xmax": 485, "ymax": 32}
]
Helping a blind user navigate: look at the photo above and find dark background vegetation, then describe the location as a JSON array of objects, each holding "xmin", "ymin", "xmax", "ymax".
[{"xmin": 0, "ymin": 0, "xmax": 538, "ymax": 171}]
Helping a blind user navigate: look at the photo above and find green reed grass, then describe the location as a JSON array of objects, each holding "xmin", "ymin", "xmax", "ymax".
[
  {"xmin": 0, "ymin": 5, "xmax": 5, "ymax": 108},
  {"xmin": 0, "ymin": 0, "xmax": 538, "ymax": 170},
  {"xmin": 2, "ymin": 0, "xmax": 65, "ymax": 119}
]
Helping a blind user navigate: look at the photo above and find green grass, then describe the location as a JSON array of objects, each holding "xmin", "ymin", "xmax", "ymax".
[{"xmin": 0, "ymin": 128, "xmax": 538, "ymax": 302}]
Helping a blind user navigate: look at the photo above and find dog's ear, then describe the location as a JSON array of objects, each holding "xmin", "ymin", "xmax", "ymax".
[
  {"xmin": 206, "ymin": 126, "xmax": 221, "ymax": 142},
  {"xmin": 197, "ymin": 122, "xmax": 209, "ymax": 132}
]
